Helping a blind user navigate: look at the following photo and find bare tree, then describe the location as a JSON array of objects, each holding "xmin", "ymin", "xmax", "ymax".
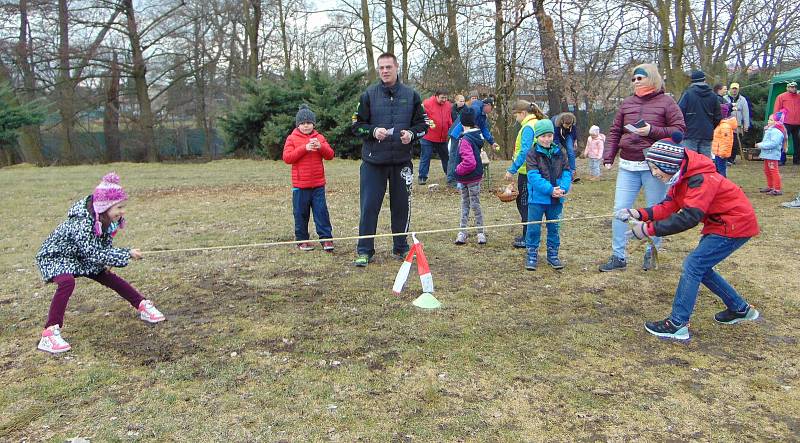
[
  {"xmin": 103, "ymin": 51, "xmax": 121, "ymax": 163},
  {"xmin": 534, "ymin": 0, "xmax": 565, "ymax": 114},
  {"xmin": 13, "ymin": 0, "xmax": 44, "ymax": 165},
  {"xmin": 360, "ymin": 0, "xmax": 376, "ymax": 81},
  {"xmin": 385, "ymin": 0, "xmax": 394, "ymax": 53},
  {"xmin": 243, "ymin": 0, "xmax": 261, "ymax": 77}
]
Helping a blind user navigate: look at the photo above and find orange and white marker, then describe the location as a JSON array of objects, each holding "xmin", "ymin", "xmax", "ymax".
[{"xmin": 392, "ymin": 234, "xmax": 434, "ymax": 295}]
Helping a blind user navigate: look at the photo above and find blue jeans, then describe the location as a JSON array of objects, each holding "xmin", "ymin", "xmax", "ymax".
[
  {"xmin": 446, "ymin": 137, "xmax": 459, "ymax": 185},
  {"xmin": 419, "ymin": 139, "xmax": 448, "ymax": 180},
  {"xmin": 292, "ymin": 187, "xmax": 332, "ymax": 241},
  {"xmin": 525, "ymin": 201, "xmax": 562, "ymax": 250},
  {"xmin": 683, "ymin": 138, "xmax": 712, "ymax": 158},
  {"xmin": 563, "ymin": 137, "xmax": 576, "ymax": 171},
  {"xmin": 670, "ymin": 235, "xmax": 751, "ymax": 325},
  {"xmin": 611, "ymin": 168, "xmax": 667, "ymax": 259},
  {"xmin": 713, "ymin": 156, "xmax": 727, "ymax": 177}
]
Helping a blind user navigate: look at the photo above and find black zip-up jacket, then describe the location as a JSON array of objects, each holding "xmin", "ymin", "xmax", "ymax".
[{"xmin": 351, "ymin": 79, "xmax": 428, "ymax": 165}]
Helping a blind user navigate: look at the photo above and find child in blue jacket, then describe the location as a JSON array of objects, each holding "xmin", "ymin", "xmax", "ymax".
[{"xmin": 525, "ymin": 119, "xmax": 572, "ymax": 270}]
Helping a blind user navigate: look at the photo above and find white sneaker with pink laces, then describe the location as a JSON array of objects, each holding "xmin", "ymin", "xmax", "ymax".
[
  {"xmin": 38, "ymin": 325, "xmax": 71, "ymax": 354},
  {"xmin": 138, "ymin": 300, "xmax": 165, "ymax": 323}
]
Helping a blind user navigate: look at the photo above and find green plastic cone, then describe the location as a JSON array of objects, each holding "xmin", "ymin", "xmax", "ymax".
[{"xmin": 412, "ymin": 292, "xmax": 441, "ymax": 309}]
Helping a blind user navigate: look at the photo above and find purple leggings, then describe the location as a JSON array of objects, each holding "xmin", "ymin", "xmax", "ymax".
[{"xmin": 46, "ymin": 271, "xmax": 145, "ymax": 328}]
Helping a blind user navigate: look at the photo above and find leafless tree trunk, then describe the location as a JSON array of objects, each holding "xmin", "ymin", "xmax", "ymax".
[
  {"xmin": 403, "ymin": 0, "xmax": 467, "ymax": 90},
  {"xmin": 56, "ymin": 0, "xmax": 77, "ymax": 164},
  {"xmin": 385, "ymin": 0, "xmax": 394, "ymax": 54},
  {"xmin": 122, "ymin": 0, "xmax": 158, "ymax": 162},
  {"xmin": 193, "ymin": 0, "xmax": 223, "ymax": 160},
  {"xmin": 630, "ymin": 0, "xmax": 689, "ymax": 92},
  {"xmin": 244, "ymin": 0, "xmax": 261, "ymax": 77},
  {"xmin": 15, "ymin": 0, "xmax": 44, "ymax": 166},
  {"xmin": 277, "ymin": 0, "xmax": 291, "ymax": 73},
  {"xmin": 398, "ymin": 0, "xmax": 410, "ymax": 83},
  {"xmin": 104, "ymin": 52, "xmax": 121, "ymax": 163},
  {"xmin": 494, "ymin": 0, "xmax": 512, "ymax": 152},
  {"xmin": 361, "ymin": 0, "xmax": 376, "ymax": 81},
  {"xmin": 534, "ymin": 0, "xmax": 565, "ymax": 114}
]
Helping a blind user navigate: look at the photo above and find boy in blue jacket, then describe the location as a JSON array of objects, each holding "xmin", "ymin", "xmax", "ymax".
[{"xmin": 525, "ymin": 119, "xmax": 572, "ymax": 270}]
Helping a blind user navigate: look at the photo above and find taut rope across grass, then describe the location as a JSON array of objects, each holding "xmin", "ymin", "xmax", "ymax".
[{"xmin": 141, "ymin": 214, "xmax": 615, "ymax": 255}]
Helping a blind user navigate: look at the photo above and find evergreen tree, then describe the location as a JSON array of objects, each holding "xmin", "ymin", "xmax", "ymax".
[
  {"xmin": 0, "ymin": 82, "xmax": 46, "ymax": 166},
  {"xmin": 219, "ymin": 70, "xmax": 365, "ymax": 160}
]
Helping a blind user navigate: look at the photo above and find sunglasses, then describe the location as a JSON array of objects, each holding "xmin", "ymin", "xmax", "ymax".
[{"xmin": 631, "ymin": 76, "xmax": 646, "ymax": 82}]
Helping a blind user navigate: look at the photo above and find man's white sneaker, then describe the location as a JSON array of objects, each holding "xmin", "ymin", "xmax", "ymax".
[
  {"xmin": 782, "ymin": 197, "xmax": 800, "ymax": 208},
  {"xmin": 138, "ymin": 300, "xmax": 165, "ymax": 323},
  {"xmin": 38, "ymin": 325, "xmax": 71, "ymax": 354},
  {"xmin": 477, "ymin": 233, "xmax": 487, "ymax": 244}
]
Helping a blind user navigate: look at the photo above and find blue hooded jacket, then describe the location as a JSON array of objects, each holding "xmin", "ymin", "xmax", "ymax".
[
  {"xmin": 448, "ymin": 99, "xmax": 495, "ymax": 145},
  {"xmin": 526, "ymin": 142, "xmax": 572, "ymax": 205}
]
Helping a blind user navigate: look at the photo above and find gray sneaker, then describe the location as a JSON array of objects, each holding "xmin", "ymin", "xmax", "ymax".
[
  {"xmin": 477, "ymin": 233, "xmax": 487, "ymax": 244},
  {"xmin": 599, "ymin": 255, "xmax": 627, "ymax": 272},
  {"xmin": 782, "ymin": 197, "xmax": 800, "ymax": 208},
  {"xmin": 454, "ymin": 231, "xmax": 467, "ymax": 245}
]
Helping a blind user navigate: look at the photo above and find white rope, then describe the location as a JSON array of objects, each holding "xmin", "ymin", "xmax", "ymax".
[{"xmin": 141, "ymin": 214, "xmax": 614, "ymax": 255}]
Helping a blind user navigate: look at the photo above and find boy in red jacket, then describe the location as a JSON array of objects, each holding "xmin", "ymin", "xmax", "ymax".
[
  {"xmin": 282, "ymin": 105, "xmax": 335, "ymax": 251},
  {"xmin": 616, "ymin": 133, "xmax": 760, "ymax": 340}
]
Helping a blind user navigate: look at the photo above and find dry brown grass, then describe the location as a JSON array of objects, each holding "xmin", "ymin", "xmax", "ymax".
[{"xmin": 1, "ymin": 158, "xmax": 799, "ymax": 441}]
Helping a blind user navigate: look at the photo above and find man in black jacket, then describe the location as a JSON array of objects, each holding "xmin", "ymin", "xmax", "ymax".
[
  {"xmin": 351, "ymin": 52, "xmax": 429, "ymax": 267},
  {"xmin": 678, "ymin": 70, "xmax": 721, "ymax": 158}
]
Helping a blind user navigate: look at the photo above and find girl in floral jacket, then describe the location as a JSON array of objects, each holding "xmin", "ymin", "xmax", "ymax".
[{"xmin": 35, "ymin": 173, "xmax": 165, "ymax": 354}]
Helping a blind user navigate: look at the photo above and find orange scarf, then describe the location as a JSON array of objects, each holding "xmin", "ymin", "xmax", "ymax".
[{"xmin": 635, "ymin": 86, "xmax": 656, "ymax": 97}]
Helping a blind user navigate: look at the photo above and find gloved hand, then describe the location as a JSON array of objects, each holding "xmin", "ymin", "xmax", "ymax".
[
  {"xmin": 625, "ymin": 221, "xmax": 651, "ymax": 241},
  {"xmin": 614, "ymin": 208, "xmax": 641, "ymax": 222}
]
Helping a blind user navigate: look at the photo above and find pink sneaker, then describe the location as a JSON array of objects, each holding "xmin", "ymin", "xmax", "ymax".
[
  {"xmin": 38, "ymin": 325, "xmax": 71, "ymax": 354},
  {"xmin": 138, "ymin": 300, "xmax": 165, "ymax": 323},
  {"xmin": 297, "ymin": 242, "xmax": 315, "ymax": 251},
  {"xmin": 322, "ymin": 241, "xmax": 334, "ymax": 252}
]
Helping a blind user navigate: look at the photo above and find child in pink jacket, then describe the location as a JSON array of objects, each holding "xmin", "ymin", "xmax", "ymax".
[
  {"xmin": 453, "ymin": 108, "xmax": 487, "ymax": 245},
  {"xmin": 583, "ymin": 125, "xmax": 605, "ymax": 180}
]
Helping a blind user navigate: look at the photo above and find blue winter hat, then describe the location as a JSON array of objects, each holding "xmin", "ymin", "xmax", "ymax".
[{"xmin": 295, "ymin": 104, "xmax": 316, "ymax": 126}]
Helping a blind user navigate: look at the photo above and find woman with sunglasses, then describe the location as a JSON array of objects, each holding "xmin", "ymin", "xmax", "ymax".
[{"xmin": 599, "ymin": 63, "xmax": 686, "ymax": 272}]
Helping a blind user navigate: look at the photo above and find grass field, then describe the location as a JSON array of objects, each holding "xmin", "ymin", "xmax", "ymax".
[{"xmin": 1, "ymin": 158, "xmax": 799, "ymax": 441}]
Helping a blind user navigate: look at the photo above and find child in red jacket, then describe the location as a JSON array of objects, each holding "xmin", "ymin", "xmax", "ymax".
[
  {"xmin": 616, "ymin": 133, "xmax": 760, "ymax": 341},
  {"xmin": 282, "ymin": 105, "xmax": 335, "ymax": 251}
]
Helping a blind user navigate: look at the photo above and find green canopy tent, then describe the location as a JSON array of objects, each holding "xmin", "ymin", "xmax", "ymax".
[{"xmin": 766, "ymin": 67, "xmax": 800, "ymax": 155}]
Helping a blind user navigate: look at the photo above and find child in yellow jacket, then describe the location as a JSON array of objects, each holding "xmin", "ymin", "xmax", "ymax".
[{"xmin": 712, "ymin": 103, "xmax": 737, "ymax": 177}]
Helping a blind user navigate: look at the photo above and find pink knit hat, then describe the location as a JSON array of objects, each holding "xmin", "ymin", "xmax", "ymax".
[{"xmin": 92, "ymin": 172, "xmax": 128, "ymax": 236}]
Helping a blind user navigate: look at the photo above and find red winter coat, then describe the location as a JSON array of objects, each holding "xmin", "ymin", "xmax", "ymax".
[
  {"xmin": 774, "ymin": 91, "xmax": 800, "ymax": 125},
  {"xmin": 282, "ymin": 128, "xmax": 334, "ymax": 188},
  {"xmin": 422, "ymin": 96, "xmax": 453, "ymax": 143},
  {"xmin": 604, "ymin": 90, "xmax": 686, "ymax": 164},
  {"xmin": 637, "ymin": 150, "xmax": 759, "ymax": 238}
]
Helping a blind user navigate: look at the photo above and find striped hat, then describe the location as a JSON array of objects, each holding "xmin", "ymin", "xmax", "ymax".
[{"xmin": 645, "ymin": 132, "xmax": 685, "ymax": 175}]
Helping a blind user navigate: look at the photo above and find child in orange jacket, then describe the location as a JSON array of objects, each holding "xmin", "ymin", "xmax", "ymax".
[{"xmin": 711, "ymin": 103, "xmax": 737, "ymax": 177}]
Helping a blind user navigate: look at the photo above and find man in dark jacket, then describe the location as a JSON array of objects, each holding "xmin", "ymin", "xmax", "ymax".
[
  {"xmin": 678, "ymin": 70, "xmax": 721, "ymax": 158},
  {"xmin": 351, "ymin": 52, "xmax": 429, "ymax": 267}
]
